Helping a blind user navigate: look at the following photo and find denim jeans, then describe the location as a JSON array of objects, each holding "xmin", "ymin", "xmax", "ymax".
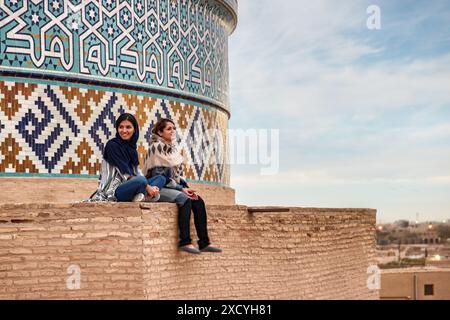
[
  {"xmin": 115, "ymin": 175, "xmax": 167, "ymax": 202},
  {"xmin": 159, "ymin": 187, "xmax": 190, "ymax": 206}
]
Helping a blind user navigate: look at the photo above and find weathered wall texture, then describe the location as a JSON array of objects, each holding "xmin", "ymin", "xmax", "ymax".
[
  {"xmin": 0, "ymin": 203, "xmax": 378, "ymax": 299},
  {"xmin": 0, "ymin": 178, "xmax": 235, "ymax": 205}
]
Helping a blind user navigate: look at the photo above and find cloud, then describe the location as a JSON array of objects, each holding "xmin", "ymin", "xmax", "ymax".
[
  {"xmin": 228, "ymin": 0, "xmax": 450, "ymax": 222},
  {"xmin": 231, "ymin": 49, "xmax": 450, "ymax": 121},
  {"xmin": 230, "ymin": 168, "xmax": 450, "ymax": 221},
  {"xmin": 230, "ymin": 1, "xmax": 450, "ymax": 121},
  {"xmin": 411, "ymin": 123, "xmax": 450, "ymax": 141},
  {"xmin": 231, "ymin": 168, "xmax": 450, "ymax": 189}
]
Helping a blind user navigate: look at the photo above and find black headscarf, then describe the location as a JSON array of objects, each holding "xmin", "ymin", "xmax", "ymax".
[{"xmin": 103, "ymin": 113, "xmax": 140, "ymax": 176}]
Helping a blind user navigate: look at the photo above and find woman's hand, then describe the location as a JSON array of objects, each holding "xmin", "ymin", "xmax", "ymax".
[
  {"xmin": 182, "ymin": 188, "xmax": 198, "ymax": 200},
  {"xmin": 146, "ymin": 185, "xmax": 160, "ymax": 198}
]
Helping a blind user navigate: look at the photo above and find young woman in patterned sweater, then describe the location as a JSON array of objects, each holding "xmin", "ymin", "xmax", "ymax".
[{"xmin": 143, "ymin": 118, "xmax": 222, "ymax": 254}]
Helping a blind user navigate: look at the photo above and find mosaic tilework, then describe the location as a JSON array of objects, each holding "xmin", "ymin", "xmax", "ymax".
[
  {"xmin": 0, "ymin": 0, "xmax": 237, "ymax": 108},
  {"xmin": 218, "ymin": 0, "xmax": 237, "ymax": 21},
  {"xmin": 0, "ymin": 79, "xmax": 229, "ymax": 185}
]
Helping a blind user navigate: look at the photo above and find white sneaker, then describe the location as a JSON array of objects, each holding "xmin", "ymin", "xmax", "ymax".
[
  {"xmin": 145, "ymin": 193, "xmax": 160, "ymax": 202},
  {"xmin": 132, "ymin": 193, "xmax": 145, "ymax": 202}
]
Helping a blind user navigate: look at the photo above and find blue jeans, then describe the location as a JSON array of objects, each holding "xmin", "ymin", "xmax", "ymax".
[{"xmin": 115, "ymin": 175, "xmax": 167, "ymax": 202}]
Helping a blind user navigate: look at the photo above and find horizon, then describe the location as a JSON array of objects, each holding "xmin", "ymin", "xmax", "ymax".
[{"xmin": 378, "ymin": 219, "xmax": 450, "ymax": 224}]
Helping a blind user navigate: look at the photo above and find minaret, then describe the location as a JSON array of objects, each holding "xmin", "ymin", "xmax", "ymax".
[{"xmin": 0, "ymin": 0, "xmax": 238, "ymax": 204}]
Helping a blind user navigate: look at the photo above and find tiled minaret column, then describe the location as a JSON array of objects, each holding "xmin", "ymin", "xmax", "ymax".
[{"xmin": 0, "ymin": 0, "xmax": 238, "ymax": 204}]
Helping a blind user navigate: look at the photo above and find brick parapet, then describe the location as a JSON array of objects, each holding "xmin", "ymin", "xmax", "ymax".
[{"xmin": 0, "ymin": 203, "xmax": 378, "ymax": 299}]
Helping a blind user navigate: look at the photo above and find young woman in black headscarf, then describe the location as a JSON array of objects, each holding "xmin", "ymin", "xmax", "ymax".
[{"xmin": 89, "ymin": 113, "xmax": 166, "ymax": 202}]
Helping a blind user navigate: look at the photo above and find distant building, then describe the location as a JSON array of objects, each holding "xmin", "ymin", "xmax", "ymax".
[
  {"xmin": 420, "ymin": 232, "xmax": 441, "ymax": 245},
  {"xmin": 377, "ymin": 222, "xmax": 442, "ymax": 245},
  {"xmin": 381, "ymin": 268, "xmax": 450, "ymax": 300}
]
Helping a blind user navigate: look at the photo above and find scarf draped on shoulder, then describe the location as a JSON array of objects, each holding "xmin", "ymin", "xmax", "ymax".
[{"xmin": 143, "ymin": 134, "xmax": 184, "ymax": 183}]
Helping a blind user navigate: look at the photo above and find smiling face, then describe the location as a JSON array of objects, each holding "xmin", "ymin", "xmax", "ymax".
[
  {"xmin": 118, "ymin": 120, "xmax": 135, "ymax": 141},
  {"xmin": 158, "ymin": 121, "xmax": 176, "ymax": 143}
]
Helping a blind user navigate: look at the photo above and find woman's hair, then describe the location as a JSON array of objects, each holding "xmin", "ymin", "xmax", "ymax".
[{"xmin": 152, "ymin": 118, "xmax": 175, "ymax": 136}]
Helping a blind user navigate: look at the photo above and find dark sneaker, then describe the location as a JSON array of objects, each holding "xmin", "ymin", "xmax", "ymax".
[
  {"xmin": 200, "ymin": 245, "xmax": 223, "ymax": 253},
  {"xmin": 179, "ymin": 245, "xmax": 201, "ymax": 254}
]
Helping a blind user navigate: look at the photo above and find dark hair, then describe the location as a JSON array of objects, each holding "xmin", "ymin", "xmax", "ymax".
[
  {"xmin": 152, "ymin": 118, "xmax": 175, "ymax": 136},
  {"xmin": 115, "ymin": 113, "xmax": 139, "ymax": 145},
  {"xmin": 115, "ymin": 113, "xmax": 138, "ymax": 131}
]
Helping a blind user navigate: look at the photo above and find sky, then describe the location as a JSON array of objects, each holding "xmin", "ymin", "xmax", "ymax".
[{"xmin": 227, "ymin": 0, "xmax": 450, "ymax": 223}]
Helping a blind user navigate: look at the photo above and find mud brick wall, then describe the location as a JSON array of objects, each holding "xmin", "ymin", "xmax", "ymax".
[
  {"xmin": 0, "ymin": 178, "xmax": 236, "ymax": 206},
  {"xmin": 0, "ymin": 203, "xmax": 378, "ymax": 299}
]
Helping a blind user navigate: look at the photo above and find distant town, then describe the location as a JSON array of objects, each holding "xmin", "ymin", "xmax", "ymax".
[{"xmin": 376, "ymin": 219, "xmax": 450, "ymax": 299}]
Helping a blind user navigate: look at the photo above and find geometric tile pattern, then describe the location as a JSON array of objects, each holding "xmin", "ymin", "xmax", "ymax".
[
  {"xmin": 0, "ymin": 0, "xmax": 237, "ymax": 109},
  {"xmin": 0, "ymin": 79, "xmax": 229, "ymax": 185}
]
